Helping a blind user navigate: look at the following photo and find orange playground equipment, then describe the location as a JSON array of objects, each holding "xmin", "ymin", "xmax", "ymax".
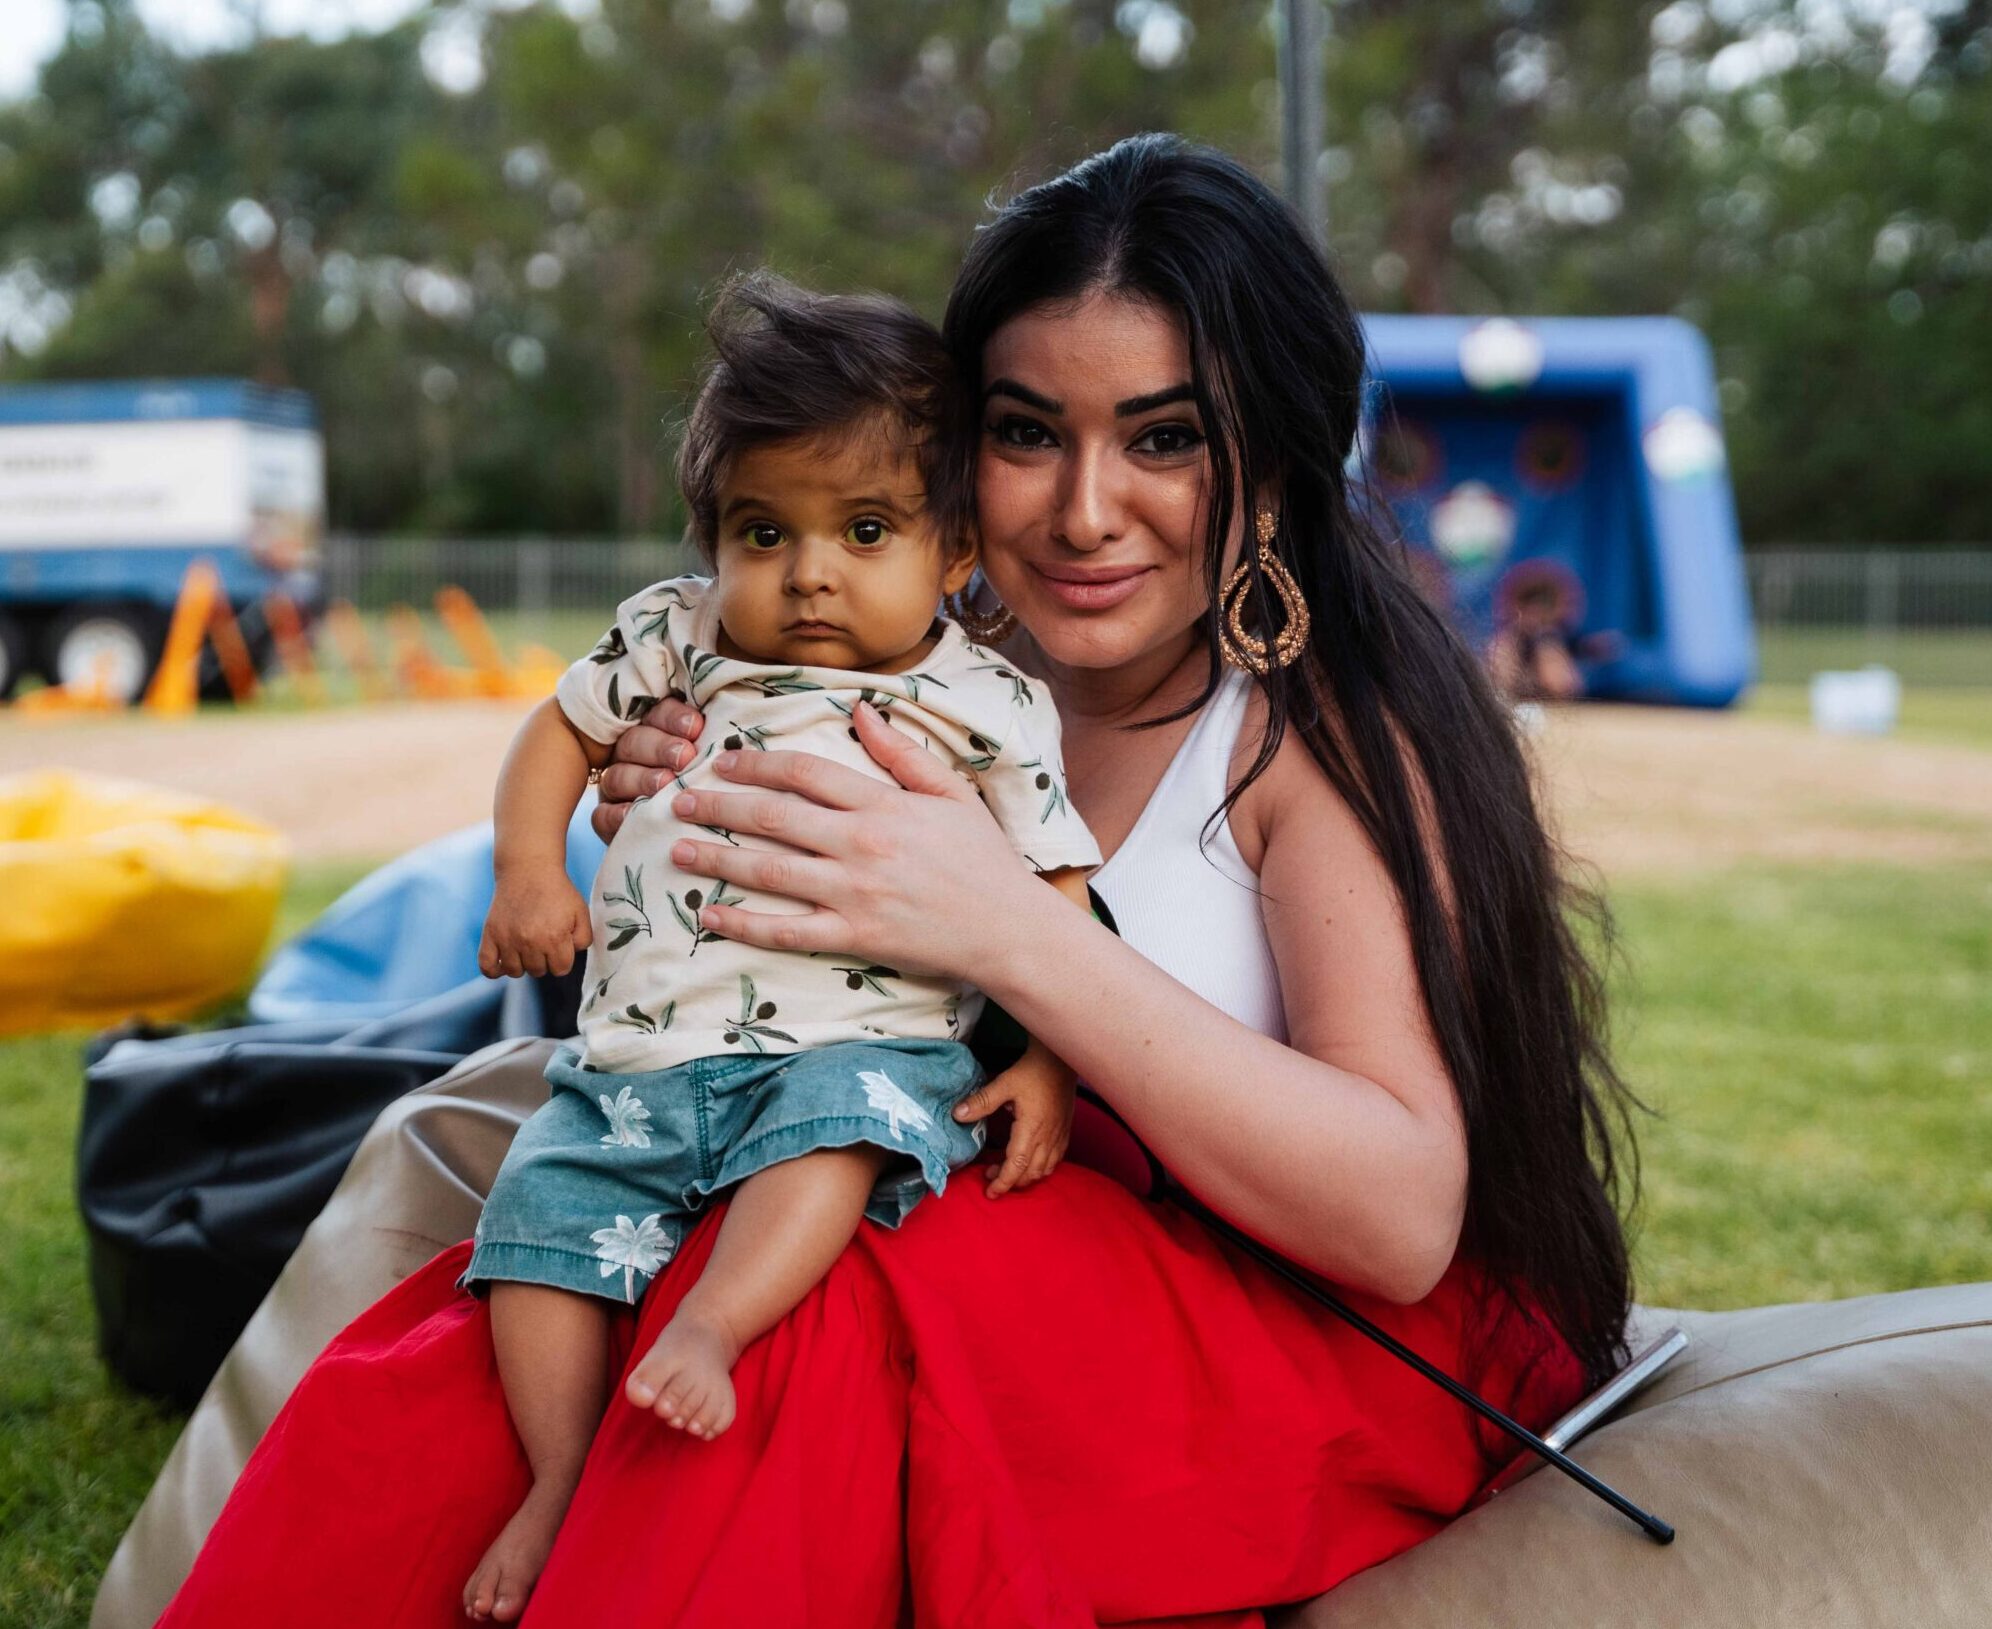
[{"xmin": 0, "ymin": 559, "xmax": 563, "ymax": 715}]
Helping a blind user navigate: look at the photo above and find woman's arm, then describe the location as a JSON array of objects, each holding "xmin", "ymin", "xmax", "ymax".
[
  {"xmin": 663, "ymin": 704, "xmax": 1467, "ymax": 1302},
  {"xmin": 980, "ymin": 743, "xmax": 1468, "ymax": 1303}
]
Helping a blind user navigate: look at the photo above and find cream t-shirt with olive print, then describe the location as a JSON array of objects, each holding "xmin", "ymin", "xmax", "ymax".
[{"xmin": 556, "ymin": 575, "xmax": 1103, "ymax": 1075}]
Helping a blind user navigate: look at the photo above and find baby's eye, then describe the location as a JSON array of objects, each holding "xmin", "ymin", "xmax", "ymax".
[
  {"xmin": 990, "ymin": 415, "xmax": 1055, "ymax": 450},
  {"xmin": 1131, "ymin": 422, "xmax": 1205, "ymax": 457},
  {"xmin": 846, "ymin": 517, "xmax": 889, "ymax": 547},
  {"xmin": 744, "ymin": 523, "xmax": 783, "ymax": 550}
]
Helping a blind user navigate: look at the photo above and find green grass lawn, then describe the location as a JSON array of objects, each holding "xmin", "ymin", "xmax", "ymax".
[
  {"xmin": 0, "ymin": 865, "xmax": 367, "ymax": 1629},
  {"xmin": 1614, "ymin": 866, "xmax": 1992, "ymax": 1308},
  {"xmin": 3, "ymin": 859, "xmax": 1989, "ymax": 1623},
  {"xmin": 1742, "ymin": 681, "xmax": 1992, "ymax": 751},
  {"xmin": 1751, "ymin": 626, "xmax": 1991, "ymax": 690}
]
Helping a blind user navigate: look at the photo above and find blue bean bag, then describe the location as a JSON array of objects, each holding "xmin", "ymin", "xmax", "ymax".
[{"xmin": 248, "ymin": 800, "xmax": 606, "ymax": 1024}]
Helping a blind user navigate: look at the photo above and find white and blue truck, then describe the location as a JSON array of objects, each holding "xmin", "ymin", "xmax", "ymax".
[{"xmin": 0, "ymin": 379, "xmax": 325, "ymax": 700}]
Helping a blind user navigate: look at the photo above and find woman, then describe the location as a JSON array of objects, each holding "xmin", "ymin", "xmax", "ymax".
[{"xmin": 153, "ymin": 135, "xmax": 1632, "ymax": 1627}]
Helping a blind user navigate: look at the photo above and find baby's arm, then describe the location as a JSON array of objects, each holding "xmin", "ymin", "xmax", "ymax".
[
  {"xmin": 480, "ymin": 697, "xmax": 613, "ymax": 979},
  {"xmin": 954, "ymin": 866, "xmax": 1092, "ymax": 1197}
]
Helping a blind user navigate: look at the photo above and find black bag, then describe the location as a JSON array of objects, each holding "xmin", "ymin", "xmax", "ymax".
[{"xmin": 76, "ymin": 972, "xmax": 578, "ymax": 1407}]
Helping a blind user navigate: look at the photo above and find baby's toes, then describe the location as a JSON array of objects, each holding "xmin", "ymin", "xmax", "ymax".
[
  {"xmin": 490, "ymin": 1571, "xmax": 530, "ymax": 1623},
  {"xmin": 625, "ymin": 1347, "xmax": 675, "ymax": 1408},
  {"xmin": 682, "ymin": 1384, "xmax": 725, "ymax": 1438},
  {"xmin": 699, "ymin": 1376, "xmax": 738, "ymax": 1438},
  {"xmin": 464, "ymin": 1563, "xmax": 498, "ymax": 1619},
  {"xmin": 678, "ymin": 1374, "xmax": 735, "ymax": 1439},
  {"xmin": 656, "ymin": 1373, "xmax": 705, "ymax": 1429}
]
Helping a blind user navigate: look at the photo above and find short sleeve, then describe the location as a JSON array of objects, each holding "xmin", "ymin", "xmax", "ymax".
[
  {"xmin": 976, "ymin": 697, "xmax": 1103, "ymax": 874},
  {"xmin": 554, "ymin": 581, "xmax": 688, "ymax": 746}
]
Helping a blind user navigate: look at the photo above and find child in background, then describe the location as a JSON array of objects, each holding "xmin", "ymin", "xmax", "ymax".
[{"xmin": 461, "ymin": 274, "xmax": 1100, "ymax": 1621}]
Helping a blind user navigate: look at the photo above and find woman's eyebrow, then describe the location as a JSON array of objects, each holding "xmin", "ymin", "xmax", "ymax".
[
  {"xmin": 984, "ymin": 379, "xmax": 1198, "ymax": 417},
  {"xmin": 1115, "ymin": 383, "xmax": 1196, "ymax": 416},
  {"xmin": 985, "ymin": 378, "xmax": 1060, "ymax": 413}
]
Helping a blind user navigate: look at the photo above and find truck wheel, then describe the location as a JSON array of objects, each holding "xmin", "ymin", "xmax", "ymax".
[
  {"xmin": 43, "ymin": 602, "xmax": 168, "ymax": 704},
  {"xmin": 0, "ymin": 610, "xmax": 29, "ymax": 700}
]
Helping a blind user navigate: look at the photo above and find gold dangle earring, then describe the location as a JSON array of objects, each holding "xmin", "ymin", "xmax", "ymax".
[
  {"xmin": 946, "ymin": 575, "xmax": 1018, "ymax": 646},
  {"xmin": 1220, "ymin": 508, "xmax": 1311, "ymax": 674}
]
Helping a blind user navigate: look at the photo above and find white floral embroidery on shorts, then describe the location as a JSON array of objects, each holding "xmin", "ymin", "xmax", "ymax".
[
  {"xmin": 591, "ymin": 1212, "xmax": 672, "ymax": 1301},
  {"xmin": 858, "ymin": 1069, "xmax": 934, "ymax": 1142}
]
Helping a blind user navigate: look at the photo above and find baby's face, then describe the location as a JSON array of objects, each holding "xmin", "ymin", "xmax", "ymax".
[{"xmin": 710, "ymin": 421, "xmax": 977, "ymax": 674}]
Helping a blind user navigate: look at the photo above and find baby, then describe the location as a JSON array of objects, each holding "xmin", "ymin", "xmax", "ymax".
[{"xmin": 461, "ymin": 274, "xmax": 1100, "ymax": 1620}]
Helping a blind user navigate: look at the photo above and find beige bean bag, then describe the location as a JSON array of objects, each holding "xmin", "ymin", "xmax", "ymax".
[
  {"xmin": 92, "ymin": 1036, "xmax": 1992, "ymax": 1628},
  {"xmin": 1281, "ymin": 1283, "xmax": 1992, "ymax": 1629}
]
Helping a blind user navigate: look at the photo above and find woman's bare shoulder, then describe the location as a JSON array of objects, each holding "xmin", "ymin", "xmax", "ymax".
[
  {"xmin": 1229, "ymin": 679, "xmax": 1454, "ymax": 913},
  {"xmin": 1226, "ymin": 682, "xmax": 1362, "ymax": 872}
]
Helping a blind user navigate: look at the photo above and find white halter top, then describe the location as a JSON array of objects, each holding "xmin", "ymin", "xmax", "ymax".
[{"xmin": 1088, "ymin": 669, "xmax": 1289, "ymax": 1043}]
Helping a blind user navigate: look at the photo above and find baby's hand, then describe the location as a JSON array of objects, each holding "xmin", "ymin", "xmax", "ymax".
[
  {"xmin": 952, "ymin": 1042, "xmax": 1076, "ymax": 1198},
  {"xmin": 480, "ymin": 871, "xmax": 592, "ymax": 979}
]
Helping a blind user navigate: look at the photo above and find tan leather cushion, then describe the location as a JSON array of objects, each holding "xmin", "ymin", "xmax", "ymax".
[{"xmin": 1279, "ymin": 1281, "xmax": 1992, "ymax": 1629}]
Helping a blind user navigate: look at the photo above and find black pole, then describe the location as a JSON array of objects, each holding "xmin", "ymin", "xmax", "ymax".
[{"xmin": 1278, "ymin": 0, "xmax": 1327, "ymax": 246}]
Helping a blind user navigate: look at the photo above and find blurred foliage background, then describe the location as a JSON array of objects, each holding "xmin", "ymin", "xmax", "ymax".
[{"xmin": 1, "ymin": 0, "xmax": 1987, "ymax": 543}]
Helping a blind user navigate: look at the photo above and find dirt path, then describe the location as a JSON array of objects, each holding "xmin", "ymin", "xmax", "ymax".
[
  {"xmin": 0, "ymin": 701, "xmax": 535, "ymax": 865},
  {"xmin": 4, "ymin": 698, "xmax": 1989, "ymax": 876},
  {"xmin": 1529, "ymin": 704, "xmax": 1992, "ymax": 875}
]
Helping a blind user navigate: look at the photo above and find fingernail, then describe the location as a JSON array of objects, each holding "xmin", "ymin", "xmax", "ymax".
[
  {"xmin": 669, "ymin": 744, "xmax": 690, "ymax": 769},
  {"xmin": 671, "ymin": 793, "xmax": 695, "ymax": 815},
  {"xmin": 671, "ymin": 840, "xmax": 696, "ymax": 864},
  {"xmin": 700, "ymin": 908, "xmax": 720, "ymax": 928},
  {"xmin": 716, "ymin": 750, "xmax": 739, "ymax": 771},
  {"xmin": 649, "ymin": 771, "xmax": 669, "ymax": 793}
]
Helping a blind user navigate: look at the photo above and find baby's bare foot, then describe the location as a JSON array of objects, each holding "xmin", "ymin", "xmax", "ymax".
[
  {"xmin": 463, "ymin": 1482, "xmax": 570, "ymax": 1622},
  {"xmin": 624, "ymin": 1313, "xmax": 740, "ymax": 1438}
]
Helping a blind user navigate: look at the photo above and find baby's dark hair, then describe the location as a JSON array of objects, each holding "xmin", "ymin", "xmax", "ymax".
[{"xmin": 677, "ymin": 271, "xmax": 958, "ymax": 558}]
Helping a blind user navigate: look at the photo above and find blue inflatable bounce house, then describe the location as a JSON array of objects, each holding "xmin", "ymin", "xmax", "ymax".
[{"xmin": 1360, "ymin": 316, "xmax": 1753, "ymax": 706}]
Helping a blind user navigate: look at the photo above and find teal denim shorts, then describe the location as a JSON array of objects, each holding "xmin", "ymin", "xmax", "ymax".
[{"xmin": 462, "ymin": 1038, "xmax": 986, "ymax": 1305}]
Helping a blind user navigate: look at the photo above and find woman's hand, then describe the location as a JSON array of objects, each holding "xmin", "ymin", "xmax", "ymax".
[
  {"xmin": 663, "ymin": 702, "xmax": 1043, "ymax": 981},
  {"xmin": 591, "ymin": 698, "xmax": 705, "ymax": 843}
]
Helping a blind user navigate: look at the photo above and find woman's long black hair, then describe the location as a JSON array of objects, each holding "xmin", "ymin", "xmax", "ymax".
[{"xmin": 940, "ymin": 134, "xmax": 1637, "ymax": 1389}]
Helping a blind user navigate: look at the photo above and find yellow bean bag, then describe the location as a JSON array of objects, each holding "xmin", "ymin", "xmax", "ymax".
[{"xmin": 0, "ymin": 771, "xmax": 289, "ymax": 1037}]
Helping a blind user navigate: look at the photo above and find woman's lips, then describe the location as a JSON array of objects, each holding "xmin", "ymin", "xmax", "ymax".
[{"xmin": 1030, "ymin": 564, "xmax": 1154, "ymax": 611}]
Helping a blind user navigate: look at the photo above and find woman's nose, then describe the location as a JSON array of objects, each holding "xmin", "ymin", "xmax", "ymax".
[{"xmin": 1051, "ymin": 443, "xmax": 1127, "ymax": 550}]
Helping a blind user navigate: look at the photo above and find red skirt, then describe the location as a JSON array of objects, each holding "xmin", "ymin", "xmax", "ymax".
[{"xmin": 158, "ymin": 1163, "xmax": 1580, "ymax": 1628}]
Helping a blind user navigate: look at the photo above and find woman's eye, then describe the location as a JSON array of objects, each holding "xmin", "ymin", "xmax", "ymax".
[
  {"xmin": 1132, "ymin": 422, "xmax": 1205, "ymax": 457},
  {"xmin": 744, "ymin": 524, "xmax": 783, "ymax": 550},
  {"xmin": 846, "ymin": 518, "xmax": 888, "ymax": 546},
  {"xmin": 990, "ymin": 415, "xmax": 1055, "ymax": 450}
]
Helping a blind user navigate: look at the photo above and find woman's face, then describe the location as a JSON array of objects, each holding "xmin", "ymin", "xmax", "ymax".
[{"xmin": 974, "ymin": 291, "xmax": 1239, "ymax": 674}]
